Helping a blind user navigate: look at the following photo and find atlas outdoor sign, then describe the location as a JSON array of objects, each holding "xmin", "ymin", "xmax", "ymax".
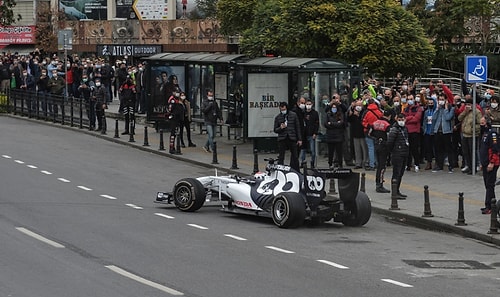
[{"xmin": 97, "ymin": 45, "xmax": 163, "ymax": 57}]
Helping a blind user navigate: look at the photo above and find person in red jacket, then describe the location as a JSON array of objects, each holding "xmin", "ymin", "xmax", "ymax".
[
  {"xmin": 403, "ymin": 94, "xmax": 423, "ymax": 172},
  {"xmin": 362, "ymin": 97, "xmax": 383, "ymax": 170}
]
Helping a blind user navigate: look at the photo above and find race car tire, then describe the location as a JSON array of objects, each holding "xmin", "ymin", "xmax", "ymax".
[
  {"xmin": 173, "ymin": 178, "xmax": 206, "ymax": 212},
  {"xmin": 271, "ymin": 192, "xmax": 306, "ymax": 228},
  {"xmin": 342, "ymin": 191, "xmax": 371, "ymax": 227}
]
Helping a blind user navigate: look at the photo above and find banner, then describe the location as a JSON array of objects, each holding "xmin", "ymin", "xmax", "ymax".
[
  {"xmin": 0, "ymin": 26, "xmax": 36, "ymax": 44},
  {"xmin": 60, "ymin": 0, "xmax": 107, "ymax": 20},
  {"xmin": 97, "ymin": 44, "xmax": 162, "ymax": 57},
  {"xmin": 247, "ymin": 73, "xmax": 288, "ymax": 138}
]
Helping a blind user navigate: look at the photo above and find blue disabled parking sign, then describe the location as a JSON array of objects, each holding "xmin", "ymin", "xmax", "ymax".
[{"xmin": 465, "ymin": 56, "xmax": 488, "ymax": 83}]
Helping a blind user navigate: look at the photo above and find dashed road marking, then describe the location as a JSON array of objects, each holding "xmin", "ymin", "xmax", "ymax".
[
  {"xmin": 381, "ymin": 279, "xmax": 413, "ymax": 288},
  {"xmin": 105, "ymin": 265, "xmax": 184, "ymax": 296},
  {"xmin": 224, "ymin": 234, "xmax": 247, "ymax": 241},
  {"xmin": 187, "ymin": 224, "xmax": 208, "ymax": 230},
  {"xmin": 126, "ymin": 203, "xmax": 143, "ymax": 210},
  {"xmin": 155, "ymin": 213, "xmax": 175, "ymax": 219},
  {"xmin": 57, "ymin": 178, "xmax": 71, "ymax": 183},
  {"xmin": 41, "ymin": 170, "xmax": 52, "ymax": 175},
  {"xmin": 77, "ymin": 186, "xmax": 92, "ymax": 191},
  {"xmin": 100, "ymin": 194, "xmax": 117, "ymax": 200},
  {"xmin": 317, "ymin": 260, "xmax": 349, "ymax": 269},
  {"xmin": 14, "ymin": 160, "xmax": 25, "ymax": 164},
  {"xmin": 16, "ymin": 227, "xmax": 65, "ymax": 248},
  {"xmin": 27, "ymin": 165, "xmax": 38, "ymax": 169},
  {"xmin": 265, "ymin": 246, "xmax": 295, "ymax": 254},
  {"xmin": 2, "ymin": 155, "xmax": 12, "ymax": 159}
]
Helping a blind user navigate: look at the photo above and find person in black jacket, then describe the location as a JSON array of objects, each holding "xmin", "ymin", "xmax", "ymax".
[
  {"xmin": 300, "ymin": 99, "xmax": 319, "ymax": 168},
  {"xmin": 387, "ymin": 113, "xmax": 410, "ymax": 199},
  {"xmin": 119, "ymin": 76, "xmax": 136, "ymax": 135},
  {"xmin": 201, "ymin": 90, "xmax": 222, "ymax": 152},
  {"xmin": 274, "ymin": 101, "xmax": 302, "ymax": 171},
  {"xmin": 167, "ymin": 91, "xmax": 184, "ymax": 153},
  {"xmin": 369, "ymin": 110, "xmax": 392, "ymax": 193},
  {"xmin": 324, "ymin": 102, "xmax": 345, "ymax": 168}
]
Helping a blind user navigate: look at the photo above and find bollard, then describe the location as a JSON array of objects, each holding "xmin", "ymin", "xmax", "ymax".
[
  {"xmin": 143, "ymin": 126, "xmax": 150, "ymax": 146},
  {"xmin": 360, "ymin": 172, "xmax": 366, "ymax": 192},
  {"xmin": 329, "ymin": 178, "xmax": 337, "ymax": 194},
  {"xmin": 175, "ymin": 129, "xmax": 182, "ymax": 154},
  {"xmin": 114, "ymin": 119, "xmax": 120, "ymax": 138},
  {"xmin": 455, "ymin": 192, "xmax": 467, "ymax": 226},
  {"xmin": 389, "ymin": 179, "xmax": 400, "ymax": 210},
  {"xmin": 128, "ymin": 121, "xmax": 135, "ymax": 142},
  {"xmin": 159, "ymin": 129, "xmax": 165, "ymax": 150},
  {"xmin": 252, "ymin": 149, "xmax": 259, "ymax": 174},
  {"xmin": 211, "ymin": 141, "xmax": 219, "ymax": 164},
  {"xmin": 422, "ymin": 185, "xmax": 434, "ymax": 217},
  {"xmin": 230, "ymin": 145, "xmax": 239, "ymax": 169},
  {"xmin": 487, "ymin": 197, "xmax": 499, "ymax": 234},
  {"xmin": 100, "ymin": 114, "xmax": 106, "ymax": 135}
]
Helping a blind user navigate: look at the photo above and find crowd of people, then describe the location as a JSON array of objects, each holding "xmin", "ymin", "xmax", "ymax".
[{"xmin": 275, "ymin": 76, "xmax": 499, "ymax": 214}]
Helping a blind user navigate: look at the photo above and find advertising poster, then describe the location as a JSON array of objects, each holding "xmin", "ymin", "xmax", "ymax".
[
  {"xmin": 133, "ymin": 0, "xmax": 175, "ymax": 20},
  {"xmin": 0, "ymin": 26, "xmax": 36, "ymax": 45},
  {"xmin": 116, "ymin": 0, "xmax": 135, "ymax": 19},
  {"xmin": 148, "ymin": 65, "xmax": 185, "ymax": 120},
  {"xmin": 247, "ymin": 73, "xmax": 288, "ymax": 138},
  {"xmin": 59, "ymin": 0, "xmax": 107, "ymax": 20}
]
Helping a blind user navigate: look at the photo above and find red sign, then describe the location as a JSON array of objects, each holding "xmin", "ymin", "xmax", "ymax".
[{"xmin": 0, "ymin": 26, "xmax": 36, "ymax": 45}]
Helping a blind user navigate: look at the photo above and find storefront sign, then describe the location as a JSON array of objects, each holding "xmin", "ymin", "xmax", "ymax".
[
  {"xmin": 0, "ymin": 26, "xmax": 36, "ymax": 44},
  {"xmin": 97, "ymin": 44, "xmax": 163, "ymax": 57}
]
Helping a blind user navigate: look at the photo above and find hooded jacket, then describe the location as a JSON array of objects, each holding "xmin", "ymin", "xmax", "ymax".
[{"xmin": 423, "ymin": 97, "xmax": 437, "ymax": 135}]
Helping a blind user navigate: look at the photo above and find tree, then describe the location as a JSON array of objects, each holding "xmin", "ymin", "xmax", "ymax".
[
  {"xmin": 195, "ymin": 0, "xmax": 219, "ymax": 19},
  {"xmin": 218, "ymin": 0, "xmax": 435, "ymax": 76},
  {"xmin": 217, "ymin": 0, "xmax": 256, "ymax": 35},
  {"xmin": 0, "ymin": 0, "xmax": 22, "ymax": 26}
]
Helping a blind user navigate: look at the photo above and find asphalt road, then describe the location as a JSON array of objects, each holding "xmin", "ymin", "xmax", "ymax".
[{"xmin": 1, "ymin": 116, "xmax": 499, "ymax": 297}]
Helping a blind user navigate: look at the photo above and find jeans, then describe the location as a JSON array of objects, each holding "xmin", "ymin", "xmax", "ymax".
[
  {"xmin": 300, "ymin": 135, "xmax": 316, "ymax": 166},
  {"xmin": 205, "ymin": 123, "xmax": 215, "ymax": 150},
  {"xmin": 365, "ymin": 137, "xmax": 375, "ymax": 168}
]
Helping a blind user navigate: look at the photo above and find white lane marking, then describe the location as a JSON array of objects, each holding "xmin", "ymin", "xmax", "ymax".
[
  {"xmin": 2, "ymin": 155, "xmax": 12, "ymax": 159},
  {"xmin": 100, "ymin": 194, "xmax": 117, "ymax": 200},
  {"xmin": 187, "ymin": 224, "xmax": 208, "ymax": 230},
  {"xmin": 381, "ymin": 279, "xmax": 413, "ymax": 288},
  {"xmin": 41, "ymin": 170, "xmax": 52, "ymax": 175},
  {"xmin": 27, "ymin": 165, "xmax": 38, "ymax": 169},
  {"xmin": 317, "ymin": 260, "xmax": 349, "ymax": 269},
  {"xmin": 125, "ymin": 203, "xmax": 143, "ymax": 210},
  {"xmin": 77, "ymin": 186, "xmax": 92, "ymax": 191},
  {"xmin": 265, "ymin": 246, "xmax": 295, "ymax": 254},
  {"xmin": 105, "ymin": 265, "xmax": 184, "ymax": 296},
  {"xmin": 155, "ymin": 213, "xmax": 175, "ymax": 219},
  {"xmin": 57, "ymin": 178, "xmax": 71, "ymax": 183},
  {"xmin": 224, "ymin": 234, "xmax": 247, "ymax": 241},
  {"xmin": 14, "ymin": 160, "xmax": 25, "ymax": 164},
  {"xmin": 16, "ymin": 227, "xmax": 65, "ymax": 248}
]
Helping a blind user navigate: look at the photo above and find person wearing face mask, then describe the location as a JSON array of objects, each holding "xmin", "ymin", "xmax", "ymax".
[
  {"xmin": 47, "ymin": 69, "xmax": 65, "ymax": 115},
  {"xmin": 19, "ymin": 70, "xmax": 36, "ymax": 113},
  {"xmin": 348, "ymin": 99, "xmax": 369, "ymax": 169},
  {"xmin": 485, "ymin": 96, "xmax": 500, "ymax": 127},
  {"xmin": 403, "ymin": 94, "xmax": 423, "ymax": 172},
  {"xmin": 324, "ymin": 102, "xmax": 345, "ymax": 168},
  {"xmin": 387, "ymin": 113, "xmax": 410, "ymax": 199},
  {"xmin": 0, "ymin": 59, "xmax": 11, "ymax": 92},
  {"xmin": 369, "ymin": 110, "xmax": 392, "ymax": 193},
  {"xmin": 36, "ymin": 69, "xmax": 50, "ymax": 113},
  {"xmin": 179, "ymin": 91, "xmax": 196, "ymax": 148},
  {"xmin": 202, "ymin": 90, "xmax": 223, "ymax": 153},
  {"xmin": 458, "ymin": 99, "xmax": 482, "ymax": 175},
  {"xmin": 119, "ymin": 75, "xmax": 137, "ymax": 135},
  {"xmin": 274, "ymin": 101, "xmax": 302, "ymax": 171},
  {"xmin": 291, "ymin": 96, "xmax": 306, "ymax": 147},
  {"xmin": 135, "ymin": 63, "xmax": 145, "ymax": 113},
  {"xmin": 299, "ymin": 99, "xmax": 319, "ymax": 168},
  {"xmin": 93, "ymin": 78, "xmax": 108, "ymax": 132},
  {"xmin": 478, "ymin": 116, "xmax": 500, "ymax": 215},
  {"xmin": 422, "ymin": 94, "xmax": 437, "ymax": 170},
  {"xmin": 362, "ymin": 97, "xmax": 383, "ymax": 170},
  {"xmin": 78, "ymin": 74, "xmax": 96, "ymax": 130},
  {"xmin": 431, "ymin": 94, "xmax": 455, "ymax": 173}
]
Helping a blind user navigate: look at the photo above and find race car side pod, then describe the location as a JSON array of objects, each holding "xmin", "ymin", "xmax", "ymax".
[
  {"xmin": 422, "ymin": 185, "xmax": 433, "ymax": 217},
  {"xmin": 455, "ymin": 192, "xmax": 467, "ymax": 226},
  {"xmin": 230, "ymin": 145, "xmax": 239, "ymax": 169},
  {"xmin": 212, "ymin": 141, "xmax": 219, "ymax": 164},
  {"xmin": 252, "ymin": 149, "xmax": 259, "ymax": 174},
  {"xmin": 159, "ymin": 129, "xmax": 165, "ymax": 151},
  {"xmin": 487, "ymin": 197, "xmax": 498, "ymax": 234}
]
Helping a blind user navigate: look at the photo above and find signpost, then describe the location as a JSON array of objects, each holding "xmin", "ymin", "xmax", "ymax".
[{"xmin": 465, "ymin": 55, "xmax": 488, "ymax": 175}]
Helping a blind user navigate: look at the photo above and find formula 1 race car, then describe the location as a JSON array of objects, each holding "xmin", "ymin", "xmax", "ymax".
[{"xmin": 155, "ymin": 159, "xmax": 371, "ymax": 228}]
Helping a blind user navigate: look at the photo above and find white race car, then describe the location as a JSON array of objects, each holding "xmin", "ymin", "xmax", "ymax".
[{"xmin": 155, "ymin": 159, "xmax": 371, "ymax": 228}]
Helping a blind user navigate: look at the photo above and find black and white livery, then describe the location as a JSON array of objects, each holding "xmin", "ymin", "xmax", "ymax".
[{"xmin": 155, "ymin": 159, "xmax": 371, "ymax": 228}]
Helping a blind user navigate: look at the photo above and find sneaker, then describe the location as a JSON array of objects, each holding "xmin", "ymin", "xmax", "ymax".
[
  {"xmin": 461, "ymin": 166, "xmax": 470, "ymax": 172},
  {"xmin": 414, "ymin": 165, "xmax": 420, "ymax": 173},
  {"xmin": 448, "ymin": 166, "xmax": 453, "ymax": 173},
  {"xmin": 432, "ymin": 167, "xmax": 442, "ymax": 172},
  {"xmin": 188, "ymin": 142, "xmax": 197, "ymax": 147},
  {"xmin": 482, "ymin": 208, "xmax": 492, "ymax": 215},
  {"xmin": 376, "ymin": 186, "xmax": 390, "ymax": 193},
  {"xmin": 406, "ymin": 166, "xmax": 411, "ymax": 171},
  {"xmin": 203, "ymin": 146, "xmax": 211, "ymax": 153}
]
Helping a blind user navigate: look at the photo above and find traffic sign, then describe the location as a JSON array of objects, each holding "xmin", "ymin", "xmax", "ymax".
[{"xmin": 465, "ymin": 55, "xmax": 488, "ymax": 83}]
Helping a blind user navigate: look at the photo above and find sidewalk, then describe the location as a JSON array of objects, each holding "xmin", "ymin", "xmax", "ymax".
[{"xmin": 15, "ymin": 100, "xmax": 500, "ymax": 245}]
